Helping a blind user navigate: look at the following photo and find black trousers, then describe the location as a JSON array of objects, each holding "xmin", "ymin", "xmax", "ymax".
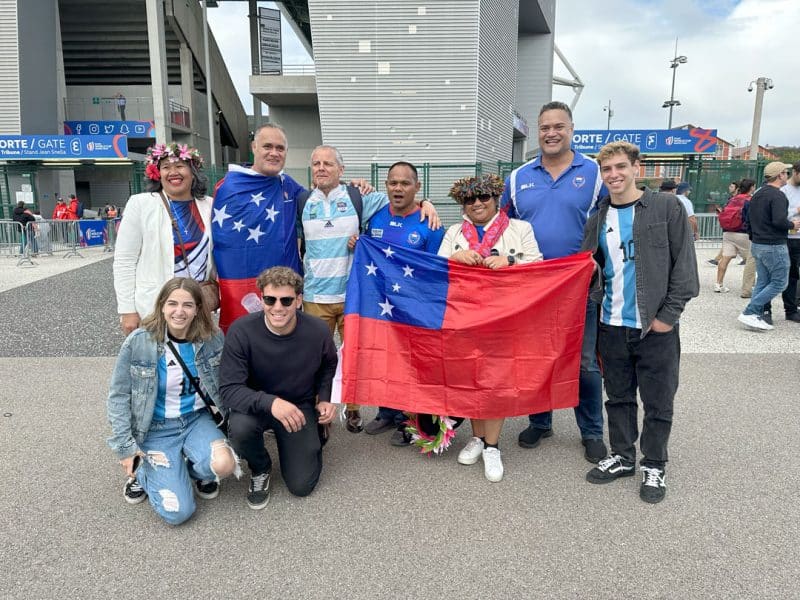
[
  {"xmin": 227, "ymin": 405, "xmax": 321, "ymax": 497},
  {"xmin": 598, "ymin": 323, "xmax": 680, "ymax": 469},
  {"xmin": 781, "ymin": 238, "xmax": 800, "ymax": 315}
]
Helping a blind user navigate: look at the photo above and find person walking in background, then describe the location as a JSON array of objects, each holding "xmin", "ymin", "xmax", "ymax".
[
  {"xmin": 115, "ymin": 92, "xmax": 127, "ymax": 121},
  {"xmin": 780, "ymin": 161, "xmax": 800, "ymax": 322},
  {"xmin": 738, "ymin": 162, "xmax": 799, "ymax": 331},
  {"xmin": 676, "ymin": 182, "xmax": 699, "ymax": 241},
  {"xmin": 715, "ymin": 179, "xmax": 755, "ymax": 296}
]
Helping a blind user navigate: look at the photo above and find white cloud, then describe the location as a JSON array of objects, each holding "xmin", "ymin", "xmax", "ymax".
[
  {"xmin": 554, "ymin": 0, "xmax": 799, "ymax": 146},
  {"xmin": 210, "ymin": 0, "xmax": 798, "ymax": 147}
]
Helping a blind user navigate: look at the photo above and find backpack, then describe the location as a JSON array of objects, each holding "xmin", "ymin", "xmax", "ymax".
[
  {"xmin": 296, "ymin": 185, "xmax": 363, "ymax": 257},
  {"xmin": 718, "ymin": 196, "xmax": 744, "ymax": 231}
]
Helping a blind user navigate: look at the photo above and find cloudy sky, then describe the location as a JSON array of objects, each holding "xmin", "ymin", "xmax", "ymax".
[{"xmin": 208, "ymin": 0, "xmax": 799, "ymax": 147}]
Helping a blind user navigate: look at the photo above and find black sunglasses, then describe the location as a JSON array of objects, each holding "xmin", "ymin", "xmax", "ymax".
[
  {"xmin": 263, "ymin": 295, "xmax": 296, "ymax": 307},
  {"xmin": 464, "ymin": 194, "xmax": 494, "ymax": 206}
]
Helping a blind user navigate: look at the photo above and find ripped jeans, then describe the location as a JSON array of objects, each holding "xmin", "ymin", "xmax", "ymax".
[{"xmin": 137, "ymin": 409, "xmax": 231, "ymax": 525}]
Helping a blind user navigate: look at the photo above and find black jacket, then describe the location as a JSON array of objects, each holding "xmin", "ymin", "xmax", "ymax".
[
  {"xmin": 12, "ymin": 206, "xmax": 35, "ymax": 226},
  {"xmin": 746, "ymin": 184, "xmax": 792, "ymax": 244},
  {"xmin": 581, "ymin": 188, "xmax": 699, "ymax": 337}
]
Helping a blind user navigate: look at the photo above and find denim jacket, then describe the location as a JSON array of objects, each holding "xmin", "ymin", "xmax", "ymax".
[
  {"xmin": 107, "ymin": 328, "xmax": 225, "ymax": 459},
  {"xmin": 581, "ymin": 188, "xmax": 700, "ymax": 338}
]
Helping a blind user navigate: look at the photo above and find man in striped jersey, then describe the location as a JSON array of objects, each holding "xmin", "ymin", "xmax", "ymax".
[{"xmin": 581, "ymin": 141, "xmax": 698, "ymax": 504}]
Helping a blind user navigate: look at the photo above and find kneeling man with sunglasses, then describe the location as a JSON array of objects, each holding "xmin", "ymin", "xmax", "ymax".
[{"xmin": 219, "ymin": 266, "xmax": 338, "ymax": 509}]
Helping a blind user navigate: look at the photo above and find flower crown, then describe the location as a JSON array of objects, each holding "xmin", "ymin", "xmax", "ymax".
[
  {"xmin": 449, "ymin": 174, "xmax": 505, "ymax": 204},
  {"xmin": 144, "ymin": 143, "xmax": 204, "ymax": 181}
]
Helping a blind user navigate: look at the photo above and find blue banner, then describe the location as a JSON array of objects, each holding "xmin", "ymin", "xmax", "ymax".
[
  {"xmin": 572, "ymin": 128, "xmax": 717, "ymax": 154},
  {"xmin": 64, "ymin": 120, "xmax": 156, "ymax": 138},
  {"xmin": 79, "ymin": 220, "xmax": 107, "ymax": 247},
  {"xmin": 0, "ymin": 135, "xmax": 128, "ymax": 160}
]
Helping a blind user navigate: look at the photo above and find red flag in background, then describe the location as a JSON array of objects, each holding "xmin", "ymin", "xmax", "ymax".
[{"xmin": 341, "ymin": 237, "xmax": 595, "ymax": 420}]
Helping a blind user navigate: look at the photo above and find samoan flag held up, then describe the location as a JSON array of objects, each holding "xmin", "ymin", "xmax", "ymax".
[
  {"xmin": 212, "ymin": 166, "xmax": 304, "ymax": 331},
  {"xmin": 341, "ymin": 236, "xmax": 595, "ymax": 420}
]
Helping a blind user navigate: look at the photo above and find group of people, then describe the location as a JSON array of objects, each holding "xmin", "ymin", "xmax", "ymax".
[
  {"xmin": 108, "ymin": 101, "xmax": 700, "ymax": 526},
  {"xmin": 52, "ymin": 194, "xmax": 81, "ymax": 220}
]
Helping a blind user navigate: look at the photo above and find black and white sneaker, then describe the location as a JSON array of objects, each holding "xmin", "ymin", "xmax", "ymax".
[
  {"xmin": 586, "ymin": 454, "xmax": 635, "ymax": 484},
  {"xmin": 639, "ymin": 466, "xmax": 667, "ymax": 504},
  {"xmin": 247, "ymin": 472, "xmax": 271, "ymax": 510},
  {"xmin": 123, "ymin": 477, "xmax": 147, "ymax": 504},
  {"xmin": 194, "ymin": 479, "xmax": 219, "ymax": 500}
]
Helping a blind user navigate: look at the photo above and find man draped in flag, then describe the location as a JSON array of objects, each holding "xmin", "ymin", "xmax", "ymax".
[{"xmin": 212, "ymin": 124, "xmax": 303, "ymax": 331}]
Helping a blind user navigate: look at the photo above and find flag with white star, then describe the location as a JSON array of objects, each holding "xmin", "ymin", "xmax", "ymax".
[
  {"xmin": 212, "ymin": 168, "xmax": 305, "ymax": 330},
  {"xmin": 341, "ymin": 236, "xmax": 595, "ymax": 419}
]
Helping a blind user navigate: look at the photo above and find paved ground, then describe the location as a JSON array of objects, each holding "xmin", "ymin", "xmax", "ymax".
[{"xmin": 0, "ymin": 248, "xmax": 797, "ymax": 599}]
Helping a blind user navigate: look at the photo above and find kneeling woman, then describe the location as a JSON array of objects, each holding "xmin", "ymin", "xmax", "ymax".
[
  {"xmin": 439, "ymin": 174, "xmax": 543, "ymax": 482},
  {"xmin": 107, "ymin": 277, "xmax": 238, "ymax": 525}
]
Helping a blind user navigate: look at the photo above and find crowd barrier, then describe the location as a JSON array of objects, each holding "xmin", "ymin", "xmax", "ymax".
[
  {"xmin": 0, "ymin": 218, "xmax": 119, "ymax": 267},
  {"xmin": 696, "ymin": 213, "xmax": 723, "ymax": 249}
]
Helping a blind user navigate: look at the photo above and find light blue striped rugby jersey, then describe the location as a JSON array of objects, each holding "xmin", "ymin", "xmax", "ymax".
[
  {"xmin": 301, "ymin": 184, "xmax": 388, "ymax": 303},
  {"xmin": 598, "ymin": 202, "xmax": 641, "ymax": 328}
]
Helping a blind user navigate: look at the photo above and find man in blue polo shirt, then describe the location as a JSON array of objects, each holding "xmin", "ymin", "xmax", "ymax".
[
  {"xmin": 499, "ymin": 101, "xmax": 607, "ymax": 464},
  {"xmin": 360, "ymin": 161, "xmax": 444, "ymax": 445}
]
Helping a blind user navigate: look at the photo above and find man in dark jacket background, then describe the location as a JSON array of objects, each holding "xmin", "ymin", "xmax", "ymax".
[
  {"xmin": 738, "ymin": 161, "xmax": 799, "ymax": 331},
  {"xmin": 12, "ymin": 200, "xmax": 37, "ymax": 256}
]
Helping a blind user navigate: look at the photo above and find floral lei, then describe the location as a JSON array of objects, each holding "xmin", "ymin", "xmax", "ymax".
[
  {"xmin": 405, "ymin": 414, "xmax": 457, "ymax": 455},
  {"xmin": 144, "ymin": 142, "xmax": 203, "ymax": 181}
]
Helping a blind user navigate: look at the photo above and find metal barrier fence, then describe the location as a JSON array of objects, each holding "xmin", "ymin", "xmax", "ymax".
[
  {"xmin": 696, "ymin": 213, "xmax": 723, "ymax": 248},
  {"xmin": 0, "ymin": 220, "xmax": 26, "ymax": 265},
  {"xmin": 0, "ymin": 219, "xmax": 123, "ymax": 266}
]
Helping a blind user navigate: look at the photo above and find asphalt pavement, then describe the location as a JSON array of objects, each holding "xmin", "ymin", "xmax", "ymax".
[{"xmin": 0, "ymin": 249, "xmax": 797, "ymax": 599}]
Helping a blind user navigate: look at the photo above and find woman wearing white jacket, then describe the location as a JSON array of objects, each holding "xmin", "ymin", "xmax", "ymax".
[
  {"xmin": 114, "ymin": 143, "xmax": 213, "ymax": 335},
  {"xmin": 438, "ymin": 174, "xmax": 543, "ymax": 482}
]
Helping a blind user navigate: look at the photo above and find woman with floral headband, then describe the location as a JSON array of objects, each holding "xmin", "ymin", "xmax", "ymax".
[
  {"xmin": 114, "ymin": 143, "xmax": 214, "ymax": 337},
  {"xmin": 438, "ymin": 173, "xmax": 543, "ymax": 482}
]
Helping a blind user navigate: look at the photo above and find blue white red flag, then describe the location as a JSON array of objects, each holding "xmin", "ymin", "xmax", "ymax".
[
  {"xmin": 341, "ymin": 236, "xmax": 594, "ymax": 419},
  {"xmin": 211, "ymin": 167, "xmax": 304, "ymax": 330}
]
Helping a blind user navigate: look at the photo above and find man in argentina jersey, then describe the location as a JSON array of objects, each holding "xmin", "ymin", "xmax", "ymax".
[
  {"xmin": 599, "ymin": 200, "xmax": 640, "ymax": 328},
  {"xmin": 581, "ymin": 141, "xmax": 698, "ymax": 504},
  {"xmin": 499, "ymin": 101, "xmax": 607, "ymax": 463},
  {"xmin": 154, "ymin": 341, "xmax": 205, "ymax": 420},
  {"xmin": 360, "ymin": 161, "xmax": 445, "ymax": 444}
]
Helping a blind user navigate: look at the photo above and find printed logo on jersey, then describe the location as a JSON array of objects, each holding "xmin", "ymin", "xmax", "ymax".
[
  {"xmin": 370, "ymin": 228, "xmax": 384, "ymax": 239},
  {"xmin": 336, "ymin": 201, "xmax": 348, "ymax": 213},
  {"xmin": 407, "ymin": 231, "xmax": 422, "ymax": 246},
  {"xmin": 520, "ymin": 183, "xmax": 535, "ymax": 191},
  {"xmin": 572, "ymin": 175, "xmax": 586, "ymax": 189}
]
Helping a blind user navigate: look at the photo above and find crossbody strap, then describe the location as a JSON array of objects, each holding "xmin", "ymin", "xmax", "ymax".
[
  {"xmin": 165, "ymin": 339, "xmax": 217, "ymax": 415},
  {"xmin": 159, "ymin": 190, "xmax": 190, "ymax": 271}
]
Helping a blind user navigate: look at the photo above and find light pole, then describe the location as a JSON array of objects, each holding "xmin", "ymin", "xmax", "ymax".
[
  {"xmin": 603, "ymin": 99, "xmax": 614, "ymax": 130},
  {"xmin": 662, "ymin": 39, "xmax": 687, "ymax": 129},
  {"xmin": 747, "ymin": 77, "xmax": 774, "ymax": 161}
]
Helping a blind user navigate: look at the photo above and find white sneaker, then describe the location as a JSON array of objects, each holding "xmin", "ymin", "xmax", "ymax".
[
  {"xmin": 457, "ymin": 437, "xmax": 484, "ymax": 465},
  {"xmin": 738, "ymin": 312, "xmax": 774, "ymax": 330},
  {"xmin": 482, "ymin": 447, "xmax": 504, "ymax": 482},
  {"xmin": 713, "ymin": 283, "xmax": 730, "ymax": 293}
]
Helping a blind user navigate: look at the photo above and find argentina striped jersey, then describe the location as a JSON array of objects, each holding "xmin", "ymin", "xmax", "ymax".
[{"xmin": 599, "ymin": 203, "xmax": 641, "ymax": 328}]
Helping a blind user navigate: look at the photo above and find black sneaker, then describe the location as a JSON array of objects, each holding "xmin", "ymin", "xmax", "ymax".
[
  {"xmin": 707, "ymin": 258, "xmax": 719, "ymax": 266},
  {"xmin": 123, "ymin": 477, "xmax": 147, "ymax": 504},
  {"xmin": 586, "ymin": 454, "xmax": 635, "ymax": 484},
  {"xmin": 582, "ymin": 438, "xmax": 608, "ymax": 464},
  {"xmin": 247, "ymin": 472, "xmax": 271, "ymax": 510},
  {"xmin": 786, "ymin": 312, "xmax": 800, "ymax": 323},
  {"xmin": 365, "ymin": 417, "xmax": 395, "ymax": 435},
  {"xmin": 194, "ymin": 479, "xmax": 219, "ymax": 500},
  {"xmin": 518, "ymin": 426, "xmax": 553, "ymax": 449},
  {"xmin": 390, "ymin": 428, "xmax": 412, "ymax": 446},
  {"xmin": 639, "ymin": 466, "xmax": 667, "ymax": 503},
  {"xmin": 762, "ymin": 311, "xmax": 773, "ymax": 325}
]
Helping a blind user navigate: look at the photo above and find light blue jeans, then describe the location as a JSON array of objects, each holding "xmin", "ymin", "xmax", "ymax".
[
  {"xmin": 136, "ymin": 409, "xmax": 227, "ymax": 525},
  {"xmin": 744, "ymin": 243, "xmax": 790, "ymax": 316}
]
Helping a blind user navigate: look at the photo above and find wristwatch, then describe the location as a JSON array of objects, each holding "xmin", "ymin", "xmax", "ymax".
[{"xmin": 507, "ymin": 255, "xmax": 516, "ymax": 265}]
